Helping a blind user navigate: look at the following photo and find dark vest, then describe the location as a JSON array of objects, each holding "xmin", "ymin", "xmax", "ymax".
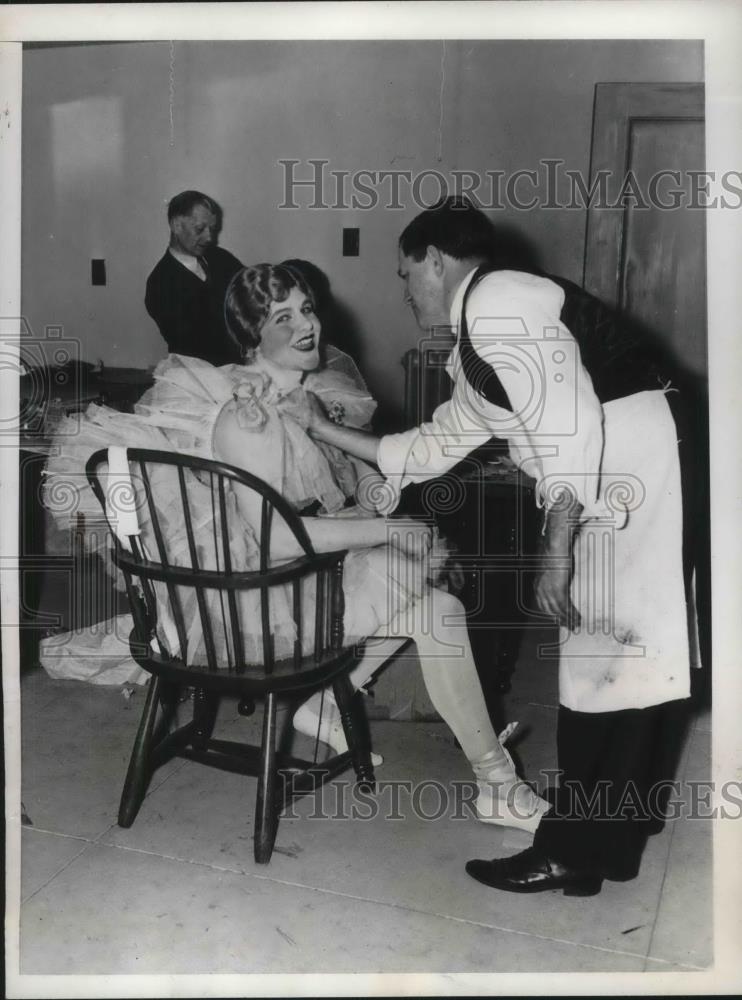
[{"xmin": 457, "ymin": 264, "xmax": 671, "ymax": 410}]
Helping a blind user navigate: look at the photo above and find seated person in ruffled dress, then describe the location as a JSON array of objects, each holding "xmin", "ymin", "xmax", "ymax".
[{"xmin": 43, "ymin": 263, "xmax": 548, "ymax": 834}]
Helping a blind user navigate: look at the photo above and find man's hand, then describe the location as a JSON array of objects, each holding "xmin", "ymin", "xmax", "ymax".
[
  {"xmin": 276, "ymin": 387, "xmax": 324, "ymax": 432},
  {"xmin": 300, "ymin": 395, "xmax": 381, "ymax": 464},
  {"xmin": 534, "ymin": 563, "xmax": 581, "ymax": 630},
  {"xmin": 301, "ymin": 390, "xmax": 331, "ymax": 436},
  {"xmin": 535, "ymin": 490, "xmax": 583, "ymax": 630}
]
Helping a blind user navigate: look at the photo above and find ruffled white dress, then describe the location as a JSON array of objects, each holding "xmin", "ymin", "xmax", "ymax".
[{"xmin": 43, "ymin": 353, "xmax": 431, "ymax": 666}]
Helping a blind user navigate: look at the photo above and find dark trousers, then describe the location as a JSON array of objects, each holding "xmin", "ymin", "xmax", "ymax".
[{"xmin": 533, "ymin": 699, "xmax": 690, "ymax": 880}]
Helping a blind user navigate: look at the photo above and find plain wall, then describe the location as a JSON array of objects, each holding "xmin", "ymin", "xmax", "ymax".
[{"xmin": 21, "ymin": 40, "xmax": 703, "ymax": 423}]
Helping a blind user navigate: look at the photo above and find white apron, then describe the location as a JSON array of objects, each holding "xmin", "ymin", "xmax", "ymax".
[
  {"xmin": 377, "ymin": 271, "xmax": 691, "ymax": 715},
  {"xmin": 553, "ymin": 390, "xmax": 690, "ymax": 712}
]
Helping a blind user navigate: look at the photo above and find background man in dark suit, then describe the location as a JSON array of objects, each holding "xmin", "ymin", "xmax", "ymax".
[{"xmin": 145, "ymin": 190, "xmax": 244, "ymax": 365}]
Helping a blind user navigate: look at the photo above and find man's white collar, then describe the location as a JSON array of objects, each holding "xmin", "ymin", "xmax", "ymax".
[{"xmin": 449, "ymin": 267, "xmax": 481, "ymax": 332}]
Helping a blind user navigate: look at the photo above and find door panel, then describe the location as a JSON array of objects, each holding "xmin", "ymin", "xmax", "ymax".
[
  {"xmin": 621, "ymin": 118, "xmax": 706, "ymax": 376},
  {"xmin": 584, "ymin": 83, "xmax": 706, "ymax": 379}
]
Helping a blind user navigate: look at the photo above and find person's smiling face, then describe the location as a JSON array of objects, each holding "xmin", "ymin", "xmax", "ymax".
[{"xmin": 259, "ymin": 286, "xmax": 321, "ymax": 371}]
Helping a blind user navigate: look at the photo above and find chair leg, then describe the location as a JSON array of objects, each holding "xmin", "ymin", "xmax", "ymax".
[
  {"xmin": 118, "ymin": 675, "xmax": 162, "ymax": 828},
  {"xmin": 333, "ymin": 673, "xmax": 375, "ymax": 789},
  {"xmin": 150, "ymin": 679, "xmax": 180, "ymax": 747},
  {"xmin": 254, "ymin": 691, "xmax": 279, "ymax": 864}
]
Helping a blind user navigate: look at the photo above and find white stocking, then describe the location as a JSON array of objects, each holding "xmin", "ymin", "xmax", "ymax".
[
  {"xmin": 297, "ymin": 586, "xmax": 548, "ymax": 826},
  {"xmin": 344, "ymin": 586, "xmax": 514, "ymax": 774}
]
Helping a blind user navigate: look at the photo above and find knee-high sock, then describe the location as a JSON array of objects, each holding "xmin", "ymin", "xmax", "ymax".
[{"xmin": 345, "ymin": 587, "xmax": 512, "ymax": 770}]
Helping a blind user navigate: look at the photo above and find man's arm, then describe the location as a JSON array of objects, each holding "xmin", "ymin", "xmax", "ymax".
[
  {"xmin": 308, "ymin": 393, "xmax": 493, "ymax": 475},
  {"xmin": 309, "ymin": 417, "xmax": 380, "ymax": 464},
  {"xmin": 311, "ymin": 390, "xmax": 581, "ymax": 625},
  {"xmin": 307, "ymin": 391, "xmax": 494, "ymax": 518}
]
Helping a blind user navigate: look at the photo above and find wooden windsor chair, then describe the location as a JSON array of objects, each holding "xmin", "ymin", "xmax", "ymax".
[{"xmin": 85, "ymin": 447, "xmax": 375, "ymax": 863}]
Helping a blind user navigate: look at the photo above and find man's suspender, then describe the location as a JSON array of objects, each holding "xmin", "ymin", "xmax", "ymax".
[{"xmin": 457, "ymin": 265, "xmax": 514, "ymax": 411}]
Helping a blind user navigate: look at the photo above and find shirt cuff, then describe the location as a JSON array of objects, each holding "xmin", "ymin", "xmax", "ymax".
[
  {"xmin": 534, "ymin": 471, "xmax": 629, "ymax": 529},
  {"xmin": 375, "ymin": 431, "xmax": 419, "ymax": 514}
]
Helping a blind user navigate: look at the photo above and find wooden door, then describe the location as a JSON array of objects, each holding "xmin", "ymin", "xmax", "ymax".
[
  {"xmin": 584, "ymin": 83, "xmax": 706, "ymax": 380},
  {"xmin": 584, "ymin": 82, "xmax": 710, "ymax": 678}
]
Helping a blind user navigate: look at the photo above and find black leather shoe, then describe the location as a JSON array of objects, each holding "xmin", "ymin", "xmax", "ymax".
[{"xmin": 465, "ymin": 846, "xmax": 602, "ymax": 896}]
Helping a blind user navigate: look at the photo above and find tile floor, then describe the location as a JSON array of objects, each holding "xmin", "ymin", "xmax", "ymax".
[{"xmin": 15, "ymin": 629, "xmax": 713, "ymax": 984}]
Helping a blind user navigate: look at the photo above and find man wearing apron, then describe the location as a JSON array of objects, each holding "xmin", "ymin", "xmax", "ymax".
[{"xmin": 309, "ymin": 197, "xmax": 691, "ymax": 896}]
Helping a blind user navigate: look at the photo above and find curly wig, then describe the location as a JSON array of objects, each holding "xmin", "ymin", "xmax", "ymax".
[{"xmin": 224, "ymin": 263, "xmax": 315, "ymax": 352}]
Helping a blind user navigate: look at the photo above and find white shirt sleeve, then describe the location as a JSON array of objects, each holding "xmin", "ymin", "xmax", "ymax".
[
  {"xmin": 378, "ymin": 272, "xmax": 611, "ymax": 522},
  {"xmin": 464, "ymin": 280, "xmax": 607, "ymax": 518},
  {"xmin": 377, "ymin": 396, "xmax": 493, "ymax": 477}
]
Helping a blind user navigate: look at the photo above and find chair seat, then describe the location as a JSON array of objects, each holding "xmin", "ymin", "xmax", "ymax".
[{"xmin": 134, "ymin": 641, "xmax": 361, "ymax": 697}]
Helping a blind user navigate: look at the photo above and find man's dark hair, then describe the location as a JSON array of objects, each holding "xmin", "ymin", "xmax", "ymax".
[
  {"xmin": 167, "ymin": 190, "xmax": 223, "ymax": 224},
  {"xmin": 399, "ymin": 196, "xmax": 496, "ymax": 262}
]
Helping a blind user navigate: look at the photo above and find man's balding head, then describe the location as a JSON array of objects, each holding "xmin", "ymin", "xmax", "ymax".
[{"xmin": 167, "ymin": 190, "xmax": 223, "ymax": 258}]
